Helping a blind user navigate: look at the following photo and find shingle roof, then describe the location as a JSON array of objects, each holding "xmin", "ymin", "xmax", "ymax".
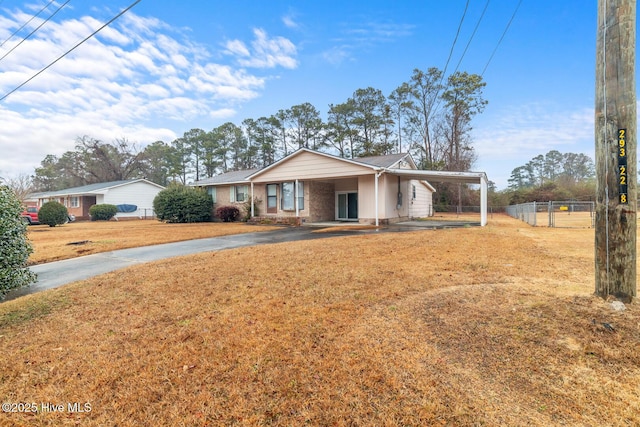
[
  {"xmin": 37, "ymin": 179, "xmax": 158, "ymax": 197},
  {"xmin": 193, "ymin": 169, "xmax": 259, "ymax": 186}
]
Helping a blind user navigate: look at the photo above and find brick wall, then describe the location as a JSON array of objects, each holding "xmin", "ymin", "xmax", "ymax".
[{"xmin": 308, "ymin": 181, "xmax": 335, "ymax": 222}]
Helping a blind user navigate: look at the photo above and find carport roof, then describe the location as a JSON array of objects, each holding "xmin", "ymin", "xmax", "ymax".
[{"xmin": 385, "ymin": 168, "xmax": 488, "ymax": 185}]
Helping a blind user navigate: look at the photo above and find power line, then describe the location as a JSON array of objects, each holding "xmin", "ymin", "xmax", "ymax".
[
  {"xmin": 0, "ymin": 0, "xmax": 142, "ymax": 102},
  {"xmin": 441, "ymin": 0, "xmax": 470, "ymax": 79},
  {"xmin": 453, "ymin": 0, "xmax": 490, "ymax": 74},
  {"xmin": 481, "ymin": 0, "xmax": 523, "ymax": 77},
  {"xmin": 0, "ymin": 0, "xmax": 57, "ymax": 49},
  {"xmin": 0, "ymin": 0, "xmax": 71, "ymax": 63},
  {"xmin": 431, "ymin": 0, "xmax": 470, "ymax": 115}
]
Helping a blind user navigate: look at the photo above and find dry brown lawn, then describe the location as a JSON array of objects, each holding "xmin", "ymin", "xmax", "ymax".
[
  {"xmin": 1, "ymin": 214, "xmax": 639, "ymax": 426},
  {"xmin": 26, "ymin": 220, "xmax": 281, "ymax": 265}
]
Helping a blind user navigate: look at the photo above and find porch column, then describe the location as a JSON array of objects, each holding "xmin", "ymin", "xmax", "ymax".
[
  {"xmin": 374, "ymin": 172, "xmax": 381, "ymax": 226},
  {"xmin": 295, "ymin": 179, "xmax": 299, "ymax": 217},
  {"xmin": 480, "ymin": 175, "xmax": 488, "ymax": 226},
  {"xmin": 250, "ymin": 182, "xmax": 254, "ymax": 217}
]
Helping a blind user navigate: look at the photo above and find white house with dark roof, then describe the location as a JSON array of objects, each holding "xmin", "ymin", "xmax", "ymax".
[
  {"xmin": 32, "ymin": 179, "xmax": 164, "ymax": 220},
  {"xmin": 193, "ymin": 148, "xmax": 488, "ymax": 226}
]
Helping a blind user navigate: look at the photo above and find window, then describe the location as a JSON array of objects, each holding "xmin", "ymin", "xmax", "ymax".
[
  {"xmin": 297, "ymin": 181, "xmax": 304, "ymax": 210},
  {"xmin": 281, "ymin": 181, "xmax": 304, "ymax": 211},
  {"xmin": 70, "ymin": 196, "xmax": 79, "ymax": 208},
  {"xmin": 230, "ymin": 185, "xmax": 248, "ymax": 203},
  {"xmin": 207, "ymin": 187, "xmax": 217, "ymax": 204},
  {"xmin": 266, "ymin": 184, "xmax": 277, "ymax": 213},
  {"xmin": 412, "ymin": 185, "xmax": 416, "ymax": 200}
]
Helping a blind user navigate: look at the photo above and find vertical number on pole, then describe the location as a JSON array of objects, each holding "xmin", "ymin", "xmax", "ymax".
[{"xmin": 618, "ymin": 129, "xmax": 628, "ymax": 204}]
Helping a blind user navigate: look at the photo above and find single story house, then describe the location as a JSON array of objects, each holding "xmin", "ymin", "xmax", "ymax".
[
  {"xmin": 31, "ymin": 179, "xmax": 165, "ymax": 220},
  {"xmin": 193, "ymin": 148, "xmax": 489, "ymax": 226}
]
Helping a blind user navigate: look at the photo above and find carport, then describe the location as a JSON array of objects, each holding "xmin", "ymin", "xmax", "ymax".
[{"xmin": 381, "ymin": 169, "xmax": 489, "ymax": 227}]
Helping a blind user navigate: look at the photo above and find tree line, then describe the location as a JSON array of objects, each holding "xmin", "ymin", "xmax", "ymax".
[
  {"xmin": 500, "ymin": 150, "xmax": 596, "ymax": 205},
  {"xmin": 31, "ymin": 68, "xmax": 487, "ymax": 200}
]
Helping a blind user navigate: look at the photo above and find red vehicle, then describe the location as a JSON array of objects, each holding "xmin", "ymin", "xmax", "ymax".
[{"xmin": 21, "ymin": 206, "xmax": 40, "ymax": 225}]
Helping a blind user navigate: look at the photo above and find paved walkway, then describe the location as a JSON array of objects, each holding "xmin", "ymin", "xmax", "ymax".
[{"xmin": 3, "ymin": 220, "xmax": 479, "ymax": 302}]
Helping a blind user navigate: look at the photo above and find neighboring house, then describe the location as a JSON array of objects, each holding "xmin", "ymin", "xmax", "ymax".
[
  {"xmin": 31, "ymin": 179, "xmax": 165, "ymax": 220},
  {"xmin": 192, "ymin": 148, "xmax": 489, "ymax": 226}
]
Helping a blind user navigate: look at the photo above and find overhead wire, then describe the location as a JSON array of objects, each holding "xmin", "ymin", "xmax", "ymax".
[
  {"xmin": 0, "ymin": 0, "xmax": 57, "ymax": 49},
  {"xmin": 440, "ymin": 0, "xmax": 470, "ymax": 82},
  {"xmin": 430, "ymin": 0, "xmax": 471, "ymax": 117},
  {"xmin": 453, "ymin": 0, "xmax": 490, "ymax": 74},
  {"xmin": 0, "ymin": 0, "xmax": 71, "ymax": 63},
  {"xmin": 0, "ymin": 0, "xmax": 142, "ymax": 102},
  {"xmin": 481, "ymin": 0, "xmax": 523, "ymax": 77}
]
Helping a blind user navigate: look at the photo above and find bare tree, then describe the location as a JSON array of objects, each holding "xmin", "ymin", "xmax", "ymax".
[{"xmin": 3, "ymin": 173, "xmax": 35, "ymax": 205}]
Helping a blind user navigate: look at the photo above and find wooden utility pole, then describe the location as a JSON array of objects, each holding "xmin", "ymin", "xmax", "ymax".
[{"xmin": 595, "ymin": 0, "xmax": 637, "ymax": 302}]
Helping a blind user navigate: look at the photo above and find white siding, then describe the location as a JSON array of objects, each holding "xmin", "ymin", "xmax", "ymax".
[
  {"xmin": 408, "ymin": 180, "xmax": 433, "ymax": 218},
  {"xmin": 252, "ymin": 150, "xmax": 374, "ymax": 182},
  {"xmin": 101, "ymin": 181, "xmax": 163, "ymax": 218}
]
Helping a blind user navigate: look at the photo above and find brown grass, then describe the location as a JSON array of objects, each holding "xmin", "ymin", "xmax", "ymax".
[
  {"xmin": 1, "ymin": 214, "xmax": 639, "ymax": 426},
  {"xmin": 26, "ymin": 220, "xmax": 281, "ymax": 265}
]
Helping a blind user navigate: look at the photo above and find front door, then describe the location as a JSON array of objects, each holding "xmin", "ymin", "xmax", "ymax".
[
  {"xmin": 336, "ymin": 192, "xmax": 358, "ymax": 221},
  {"xmin": 266, "ymin": 184, "xmax": 278, "ymax": 214}
]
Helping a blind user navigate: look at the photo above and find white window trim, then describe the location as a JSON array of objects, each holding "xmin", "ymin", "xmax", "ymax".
[{"xmin": 231, "ymin": 185, "xmax": 248, "ymax": 203}]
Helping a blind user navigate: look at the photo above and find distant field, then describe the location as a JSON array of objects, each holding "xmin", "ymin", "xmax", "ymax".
[{"xmin": 1, "ymin": 214, "xmax": 638, "ymax": 426}]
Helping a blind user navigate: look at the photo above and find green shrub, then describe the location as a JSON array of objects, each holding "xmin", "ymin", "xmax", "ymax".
[
  {"xmin": 38, "ymin": 201, "xmax": 69, "ymax": 227},
  {"xmin": 153, "ymin": 184, "xmax": 213, "ymax": 223},
  {"xmin": 216, "ymin": 205, "xmax": 240, "ymax": 222},
  {"xmin": 0, "ymin": 185, "xmax": 36, "ymax": 297},
  {"xmin": 89, "ymin": 204, "xmax": 118, "ymax": 221}
]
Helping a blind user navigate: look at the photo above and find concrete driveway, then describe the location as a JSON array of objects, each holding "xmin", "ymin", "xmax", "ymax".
[{"xmin": 3, "ymin": 220, "xmax": 478, "ymax": 302}]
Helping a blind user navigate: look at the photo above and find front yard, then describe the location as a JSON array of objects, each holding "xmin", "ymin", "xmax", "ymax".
[
  {"xmin": 0, "ymin": 215, "xmax": 638, "ymax": 426},
  {"xmin": 26, "ymin": 220, "xmax": 280, "ymax": 264}
]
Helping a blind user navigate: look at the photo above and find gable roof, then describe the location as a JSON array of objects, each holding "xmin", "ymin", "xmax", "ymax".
[
  {"xmin": 247, "ymin": 148, "xmax": 415, "ymax": 180},
  {"xmin": 35, "ymin": 179, "xmax": 164, "ymax": 198},
  {"xmin": 355, "ymin": 152, "xmax": 413, "ymax": 169},
  {"xmin": 192, "ymin": 169, "xmax": 259, "ymax": 186}
]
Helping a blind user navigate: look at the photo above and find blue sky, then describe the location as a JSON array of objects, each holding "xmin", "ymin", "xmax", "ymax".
[{"xmin": 0, "ymin": 1, "xmax": 608, "ymax": 189}]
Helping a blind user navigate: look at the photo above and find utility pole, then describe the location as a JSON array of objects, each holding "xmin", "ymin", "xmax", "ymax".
[{"xmin": 595, "ymin": 0, "xmax": 637, "ymax": 302}]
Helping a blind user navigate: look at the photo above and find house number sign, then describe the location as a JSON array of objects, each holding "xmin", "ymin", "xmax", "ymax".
[{"xmin": 618, "ymin": 128, "xmax": 628, "ymax": 204}]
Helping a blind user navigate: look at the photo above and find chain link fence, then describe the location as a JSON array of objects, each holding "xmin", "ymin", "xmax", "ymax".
[{"xmin": 505, "ymin": 201, "xmax": 595, "ymax": 228}]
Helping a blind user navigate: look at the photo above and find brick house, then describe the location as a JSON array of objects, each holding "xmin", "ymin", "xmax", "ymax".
[{"xmin": 193, "ymin": 148, "xmax": 487, "ymax": 226}]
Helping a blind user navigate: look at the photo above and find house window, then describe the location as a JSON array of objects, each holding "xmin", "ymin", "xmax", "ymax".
[
  {"xmin": 230, "ymin": 185, "xmax": 248, "ymax": 203},
  {"xmin": 70, "ymin": 197, "xmax": 79, "ymax": 208},
  {"xmin": 266, "ymin": 184, "xmax": 277, "ymax": 213},
  {"xmin": 207, "ymin": 187, "xmax": 217, "ymax": 204},
  {"xmin": 281, "ymin": 181, "xmax": 304, "ymax": 211},
  {"xmin": 412, "ymin": 185, "xmax": 416, "ymax": 200}
]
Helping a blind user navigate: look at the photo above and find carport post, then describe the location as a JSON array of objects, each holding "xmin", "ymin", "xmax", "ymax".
[
  {"xmin": 375, "ymin": 172, "xmax": 382, "ymax": 226},
  {"xmin": 480, "ymin": 175, "xmax": 488, "ymax": 226}
]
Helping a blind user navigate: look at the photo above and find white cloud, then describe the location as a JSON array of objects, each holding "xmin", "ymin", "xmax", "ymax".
[
  {"xmin": 225, "ymin": 28, "xmax": 298, "ymax": 69},
  {"xmin": 321, "ymin": 19, "xmax": 413, "ymax": 65},
  {"xmin": 0, "ymin": 7, "xmax": 297, "ymax": 178},
  {"xmin": 472, "ymin": 102, "xmax": 595, "ymax": 188},
  {"xmin": 282, "ymin": 14, "xmax": 299, "ymax": 29}
]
